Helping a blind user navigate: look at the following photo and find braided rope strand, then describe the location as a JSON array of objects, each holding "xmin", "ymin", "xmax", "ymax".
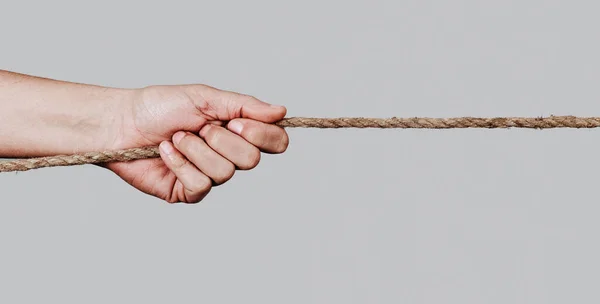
[
  {"xmin": 276, "ymin": 116, "xmax": 600, "ymax": 129},
  {"xmin": 2, "ymin": 116, "xmax": 600, "ymax": 173}
]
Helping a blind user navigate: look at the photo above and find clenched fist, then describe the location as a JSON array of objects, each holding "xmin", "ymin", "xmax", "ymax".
[{"xmin": 103, "ymin": 84, "xmax": 289, "ymax": 203}]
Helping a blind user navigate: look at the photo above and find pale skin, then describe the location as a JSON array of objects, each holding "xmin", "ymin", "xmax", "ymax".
[{"xmin": 0, "ymin": 70, "xmax": 289, "ymax": 203}]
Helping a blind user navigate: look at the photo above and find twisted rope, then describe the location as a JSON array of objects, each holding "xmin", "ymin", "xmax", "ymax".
[{"xmin": 2, "ymin": 115, "xmax": 600, "ymax": 172}]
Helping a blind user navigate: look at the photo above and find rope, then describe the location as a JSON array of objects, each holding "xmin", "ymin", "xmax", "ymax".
[{"xmin": 2, "ymin": 115, "xmax": 599, "ymax": 173}]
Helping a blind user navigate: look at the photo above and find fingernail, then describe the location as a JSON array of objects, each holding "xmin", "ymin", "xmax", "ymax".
[
  {"xmin": 159, "ymin": 141, "xmax": 174, "ymax": 155},
  {"xmin": 228, "ymin": 120, "xmax": 243, "ymax": 135},
  {"xmin": 173, "ymin": 131, "xmax": 186, "ymax": 145}
]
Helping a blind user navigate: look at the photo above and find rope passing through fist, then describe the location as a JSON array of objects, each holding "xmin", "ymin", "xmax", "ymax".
[{"xmin": 2, "ymin": 115, "xmax": 600, "ymax": 173}]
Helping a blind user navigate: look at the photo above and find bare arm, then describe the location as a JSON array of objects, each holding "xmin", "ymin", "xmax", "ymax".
[{"xmin": 0, "ymin": 70, "xmax": 131, "ymax": 157}]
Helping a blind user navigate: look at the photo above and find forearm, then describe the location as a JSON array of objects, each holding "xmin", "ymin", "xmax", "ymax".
[{"xmin": 0, "ymin": 70, "xmax": 132, "ymax": 158}]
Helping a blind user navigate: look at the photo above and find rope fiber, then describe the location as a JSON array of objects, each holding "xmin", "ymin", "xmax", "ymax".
[{"xmin": 2, "ymin": 115, "xmax": 600, "ymax": 172}]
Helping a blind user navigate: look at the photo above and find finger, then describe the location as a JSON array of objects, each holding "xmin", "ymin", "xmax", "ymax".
[
  {"xmin": 186, "ymin": 85, "xmax": 287, "ymax": 122},
  {"xmin": 226, "ymin": 118, "xmax": 289, "ymax": 154},
  {"xmin": 172, "ymin": 131, "xmax": 235, "ymax": 185},
  {"xmin": 158, "ymin": 140, "xmax": 212, "ymax": 203},
  {"xmin": 199, "ymin": 124, "xmax": 261, "ymax": 170}
]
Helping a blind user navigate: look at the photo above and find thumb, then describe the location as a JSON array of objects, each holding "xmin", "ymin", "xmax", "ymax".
[{"xmin": 191, "ymin": 85, "xmax": 287, "ymax": 123}]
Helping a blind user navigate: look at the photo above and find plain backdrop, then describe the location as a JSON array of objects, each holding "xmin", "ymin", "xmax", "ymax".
[{"xmin": 2, "ymin": 1, "xmax": 600, "ymax": 303}]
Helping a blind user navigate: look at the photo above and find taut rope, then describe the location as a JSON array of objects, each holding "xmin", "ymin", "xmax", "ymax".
[{"xmin": 2, "ymin": 115, "xmax": 599, "ymax": 172}]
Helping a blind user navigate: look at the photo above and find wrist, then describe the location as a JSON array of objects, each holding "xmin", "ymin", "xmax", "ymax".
[{"xmin": 81, "ymin": 87, "xmax": 138, "ymax": 153}]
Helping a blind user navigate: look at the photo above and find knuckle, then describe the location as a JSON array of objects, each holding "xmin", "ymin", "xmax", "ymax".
[
  {"xmin": 239, "ymin": 148, "xmax": 261, "ymax": 170},
  {"xmin": 205, "ymin": 126, "xmax": 222, "ymax": 146},
  {"xmin": 213, "ymin": 162, "xmax": 235, "ymax": 185},
  {"xmin": 192, "ymin": 175, "xmax": 213, "ymax": 193},
  {"xmin": 176, "ymin": 132, "xmax": 205, "ymax": 155},
  {"xmin": 176, "ymin": 132, "xmax": 191, "ymax": 147},
  {"xmin": 185, "ymin": 188, "xmax": 211, "ymax": 204},
  {"xmin": 275, "ymin": 131, "xmax": 290, "ymax": 153},
  {"xmin": 244, "ymin": 127, "xmax": 261, "ymax": 143}
]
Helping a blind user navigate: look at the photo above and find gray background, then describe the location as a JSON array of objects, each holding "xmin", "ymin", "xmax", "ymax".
[{"xmin": 1, "ymin": 1, "xmax": 600, "ymax": 303}]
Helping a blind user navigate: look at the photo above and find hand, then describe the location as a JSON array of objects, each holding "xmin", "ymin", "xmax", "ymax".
[{"xmin": 102, "ymin": 84, "xmax": 289, "ymax": 204}]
